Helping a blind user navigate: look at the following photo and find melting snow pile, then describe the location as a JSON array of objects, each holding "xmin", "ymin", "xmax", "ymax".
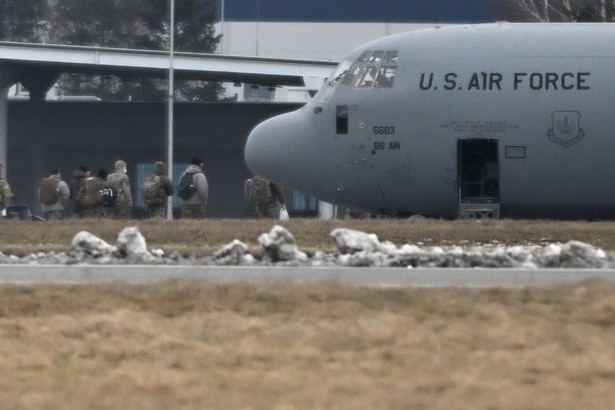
[{"xmin": 0, "ymin": 225, "xmax": 611, "ymax": 268}]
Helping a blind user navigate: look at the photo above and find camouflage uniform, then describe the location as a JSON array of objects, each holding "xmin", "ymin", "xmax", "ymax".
[
  {"xmin": 0, "ymin": 165, "xmax": 11, "ymax": 211},
  {"xmin": 255, "ymin": 181, "xmax": 286, "ymax": 219},
  {"xmin": 82, "ymin": 177, "xmax": 107, "ymax": 218},
  {"xmin": 40, "ymin": 174, "xmax": 70, "ymax": 220},
  {"xmin": 0, "ymin": 177, "xmax": 11, "ymax": 211},
  {"xmin": 144, "ymin": 161, "xmax": 174, "ymax": 219},
  {"xmin": 69, "ymin": 168, "xmax": 88, "ymax": 218},
  {"xmin": 107, "ymin": 169, "xmax": 133, "ymax": 219}
]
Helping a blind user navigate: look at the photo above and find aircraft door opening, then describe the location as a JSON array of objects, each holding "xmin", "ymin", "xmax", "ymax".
[{"xmin": 458, "ymin": 139, "xmax": 500, "ymax": 203}]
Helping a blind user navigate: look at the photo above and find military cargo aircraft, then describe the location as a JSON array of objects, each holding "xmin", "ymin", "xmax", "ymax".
[{"xmin": 245, "ymin": 23, "xmax": 615, "ymax": 219}]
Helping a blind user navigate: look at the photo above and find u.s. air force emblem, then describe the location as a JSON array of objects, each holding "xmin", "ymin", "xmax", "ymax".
[{"xmin": 548, "ymin": 111, "xmax": 585, "ymax": 148}]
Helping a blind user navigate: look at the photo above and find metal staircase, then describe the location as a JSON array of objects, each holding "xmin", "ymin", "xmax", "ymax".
[{"xmin": 458, "ymin": 201, "xmax": 500, "ymax": 219}]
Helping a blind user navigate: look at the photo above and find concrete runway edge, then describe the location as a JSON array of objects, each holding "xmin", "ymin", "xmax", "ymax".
[{"xmin": 1, "ymin": 265, "xmax": 615, "ymax": 287}]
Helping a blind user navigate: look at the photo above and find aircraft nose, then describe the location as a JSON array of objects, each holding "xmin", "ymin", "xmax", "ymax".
[
  {"xmin": 245, "ymin": 112, "xmax": 302, "ymax": 180},
  {"xmin": 244, "ymin": 117, "xmax": 276, "ymax": 177}
]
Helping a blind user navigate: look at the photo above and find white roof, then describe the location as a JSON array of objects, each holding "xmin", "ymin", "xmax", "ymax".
[{"xmin": 0, "ymin": 41, "xmax": 337, "ymax": 88}]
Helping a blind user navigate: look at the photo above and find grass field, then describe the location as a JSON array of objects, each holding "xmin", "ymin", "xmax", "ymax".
[
  {"xmin": 1, "ymin": 280, "xmax": 614, "ymax": 409},
  {"xmin": 2, "ymin": 218, "xmax": 615, "ymax": 256},
  {"xmin": 1, "ymin": 218, "xmax": 615, "ymax": 408}
]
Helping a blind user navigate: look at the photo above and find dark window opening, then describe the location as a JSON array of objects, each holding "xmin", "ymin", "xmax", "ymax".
[{"xmin": 336, "ymin": 105, "xmax": 348, "ymax": 135}]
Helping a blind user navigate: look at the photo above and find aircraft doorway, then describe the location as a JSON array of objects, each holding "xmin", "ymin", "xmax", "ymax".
[{"xmin": 458, "ymin": 139, "xmax": 500, "ymax": 211}]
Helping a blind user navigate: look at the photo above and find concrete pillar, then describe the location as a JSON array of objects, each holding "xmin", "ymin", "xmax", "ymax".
[
  {"xmin": 0, "ymin": 90, "xmax": 7, "ymax": 173},
  {"xmin": 0, "ymin": 64, "xmax": 19, "ymax": 175},
  {"xmin": 20, "ymin": 69, "xmax": 59, "ymax": 102}
]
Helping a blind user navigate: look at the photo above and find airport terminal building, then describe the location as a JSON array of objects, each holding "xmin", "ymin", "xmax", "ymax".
[{"xmin": 6, "ymin": 0, "xmax": 495, "ymax": 218}]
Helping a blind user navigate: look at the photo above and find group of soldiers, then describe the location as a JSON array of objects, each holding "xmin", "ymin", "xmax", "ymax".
[
  {"xmin": 36, "ymin": 158, "xmax": 206, "ymax": 220},
  {"xmin": 63, "ymin": 161, "xmax": 136, "ymax": 220},
  {"xmin": 37, "ymin": 160, "xmax": 141, "ymax": 220},
  {"xmin": 0, "ymin": 157, "xmax": 286, "ymax": 220}
]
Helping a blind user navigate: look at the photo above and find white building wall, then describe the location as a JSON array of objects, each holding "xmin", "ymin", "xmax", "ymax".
[
  {"xmin": 217, "ymin": 22, "xmax": 435, "ymax": 60},
  {"xmin": 215, "ymin": 22, "xmax": 437, "ymax": 102}
]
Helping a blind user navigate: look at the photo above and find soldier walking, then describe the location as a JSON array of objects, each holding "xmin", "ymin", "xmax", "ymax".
[
  {"xmin": 106, "ymin": 160, "xmax": 133, "ymax": 219},
  {"xmin": 39, "ymin": 169, "xmax": 70, "ymax": 220}
]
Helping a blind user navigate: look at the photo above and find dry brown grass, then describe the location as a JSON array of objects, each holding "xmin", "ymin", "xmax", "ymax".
[
  {"xmin": 3, "ymin": 219, "xmax": 615, "ymax": 408},
  {"xmin": 0, "ymin": 280, "xmax": 614, "ymax": 409},
  {"xmin": 2, "ymin": 218, "xmax": 615, "ymax": 256}
]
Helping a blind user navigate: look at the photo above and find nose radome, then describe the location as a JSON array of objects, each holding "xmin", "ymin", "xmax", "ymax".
[
  {"xmin": 245, "ymin": 111, "xmax": 304, "ymax": 181},
  {"xmin": 245, "ymin": 109, "xmax": 322, "ymax": 194},
  {"xmin": 244, "ymin": 117, "xmax": 278, "ymax": 177}
]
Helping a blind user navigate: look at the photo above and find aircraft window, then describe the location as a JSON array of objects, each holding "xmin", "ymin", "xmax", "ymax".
[
  {"xmin": 336, "ymin": 50, "xmax": 399, "ymax": 89},
  {"xmin": 351, "ymin": 67, "xmax": 369, "ymax": 88},
  {"xmin": 340, "ymin": 64, "xmax": 364, "ymax": 87},
  {"xmin": 357, "ymin": 67, "xmax": 380, "ymax": 88},
  {"xmin": 336, "ymin": 105, "xmax": 349, "ymax": 134},
  {"xmin": 328, "ymin": 60, "xmax": 352, "ymax": 85},
  {"xmin": 368, "ymin": 51, "xmax": 385, "ymax": 64},
  {"xmin": 357, "ymin": 51, "xmax": 372, "ymax": 63},
  {"xmin": 375, "ymin": 66, "xmax": 396, "ymax": 88},
  {"xmin": 383, "ymin": 51, "xmax": 398, "ymax": 64}
]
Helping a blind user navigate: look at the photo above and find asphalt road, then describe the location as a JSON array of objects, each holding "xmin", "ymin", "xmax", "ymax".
[{"xmin": 0, "ymin": 265, "xmax": 615, "ymax": 287}]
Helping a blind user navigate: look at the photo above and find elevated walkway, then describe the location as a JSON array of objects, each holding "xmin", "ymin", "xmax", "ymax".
[{"xmin": 0, "ymin": 41, "xmax": 337, "ymax": 172}]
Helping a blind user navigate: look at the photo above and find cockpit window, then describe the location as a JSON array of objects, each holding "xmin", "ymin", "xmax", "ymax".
[
  {"xmin": 330, "ymin": 49, "xmax": 399, "ymax": 89},
  {"xmin": 328, "ymin": 60, "xmax": 352, "ymax": 85},
  {"xmin": 357, "ymin": 67, "xmax": 380, "ymax": 88},
  {"xmin": 383, "ymin": 51, "xmax": 398, "ymax": 64},
  {"xmin": 340, "ymin": 64, "xmax": 364, "ymax": 87},
  {"xmin": 357, "ymin": 51, "xmax": 372, "ymax": 63},
  {"xmin": 375, "ymin": 66, "xmax": 396, "ymax": 88},
  {"xmin": 368, "ymin": 51, "xmax": 385, "ymax": 64}
]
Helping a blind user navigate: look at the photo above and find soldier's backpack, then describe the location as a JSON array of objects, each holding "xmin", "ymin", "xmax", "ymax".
[
  {"xmin": 100, "ymin": 187, "xmax": 117, "ymax": 208},
  {"xmin": 244, "ymin": 176, "xmax": 272, "ymax": 205},
  {"xmin": 142, "ymin": 175, "xmax": 165, "ymax": 205},
  {"xmin": 39, "ymin": 177, "xmax": 60, "ymax": 205},
  {"xmin": 177, "ymin": 172, "xmax": 197, "ymax": 200},
  {"xmin": 82, "ymin": 177, "xmax": 103, "ymax": 207}
]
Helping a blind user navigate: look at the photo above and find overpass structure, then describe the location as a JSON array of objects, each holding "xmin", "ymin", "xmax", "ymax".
[{"xmin": 0, "ymin": 41, "xmax": 337, "ymax": 171}]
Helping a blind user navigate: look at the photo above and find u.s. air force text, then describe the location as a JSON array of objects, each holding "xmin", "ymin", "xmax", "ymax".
[{"xmin": 419, "ymin": 72, "xmax": 590, "ymax": 91}]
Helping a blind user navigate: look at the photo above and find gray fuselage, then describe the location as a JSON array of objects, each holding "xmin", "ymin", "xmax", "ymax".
[{"xmin": 245, "ymin": 23, "xmax": 615, "ymax": 219}]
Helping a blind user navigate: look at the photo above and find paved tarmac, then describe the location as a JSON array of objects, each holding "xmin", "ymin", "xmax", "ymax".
[{"xmin": 1, "ymin": 265, "xmax": 615, "ymax": 287}]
